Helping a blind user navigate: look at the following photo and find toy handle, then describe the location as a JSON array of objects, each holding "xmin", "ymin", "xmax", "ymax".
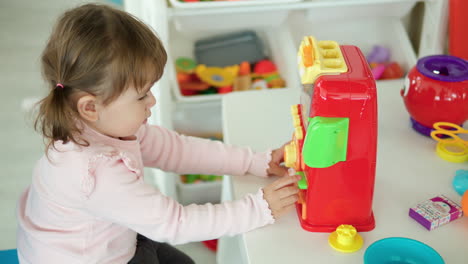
[
  {"xmin": 430, "ymin": 130, "xmax": 458, "ymax": 142},
  {"xmin": 433, "ymin": 122, "xmax": 466, "ymax": 133},
  {"xmin": 431, "ymin": 122, "xmax": 468, "ymax": 145}
]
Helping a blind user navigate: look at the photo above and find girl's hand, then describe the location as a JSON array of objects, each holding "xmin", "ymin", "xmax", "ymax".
[
  {"xmin": 266, "ymin": 143, "xmax": 289, "ymax": 177},
  {"xmin": 262, "ymin": 173, "xmax": 301, "ymax": 220}
]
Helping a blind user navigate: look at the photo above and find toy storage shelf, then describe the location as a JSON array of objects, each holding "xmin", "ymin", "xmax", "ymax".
[
  {"xmin": 167, "ymin": 0, "xmax": 419, "ymax": 104},
  {"xmin": 177, "ymin": 179, "xmax": 223, "ymax": 205},
  {"xmin": 167, "ymin": 23, "xmax": 298, "ymax": 103},
  {"xmin": 165, "ymin": 0, "xmax": 421, "ymax": 139}
]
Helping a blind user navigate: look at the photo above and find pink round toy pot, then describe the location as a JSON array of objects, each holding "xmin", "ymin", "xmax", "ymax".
[{"xmin": 401, "ymin": 55, "xmax": 468, "ymax": 136}]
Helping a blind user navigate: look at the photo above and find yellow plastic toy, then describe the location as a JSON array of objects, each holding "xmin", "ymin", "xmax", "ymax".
[
  {"xmin": 431, "ymin": 122, "xmax": 468, "ymax": 163},
  {"xmin": 328, "ymin": 225, "xmax": 363, "ymax": 253},
  {"xmin": 298, "ymin": 36, "xmax": 348, "ymax": 85},
  {"xmin": 195, "ymin": 64, "xmax": 239, "ymax": 87}
]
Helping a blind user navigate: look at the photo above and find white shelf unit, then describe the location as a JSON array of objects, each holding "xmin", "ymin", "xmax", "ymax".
[
  {"xmin": 177, "ymin": 179, "xmax": 223, "ymax": 205},
  {"xmin": 125, "ymin": 0, "xmax": 448, "ymax": 253}
]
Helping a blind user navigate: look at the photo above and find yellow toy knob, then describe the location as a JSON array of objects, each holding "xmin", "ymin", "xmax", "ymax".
[
  {"xmin": 293, "ymin": 115, "xmax": 301, "ymax": 128},
  {"xmin": 290, "ymin": 105, "xmax": 299, "ymax": 116},
  {"xmin": 284, "ymin": 141, "xmax": 297, "ymax": 168},
  {"xmin": 328, "ymin": 225, "xmax": 363, "ymax": 253},
  {"xmin": 295, "ymin": 126, "xmax": 303, "ymax": 140}
]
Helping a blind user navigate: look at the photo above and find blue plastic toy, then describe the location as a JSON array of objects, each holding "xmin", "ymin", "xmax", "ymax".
[
  {"xmin": 453, "ymin": 169, "xmax": 468, "ymax": 196},
  {"xmin": 364, "ymin": 237, "xmax": 444, "ymax": 264},
  {"xmin": 0, "ymin": 249, "xmax": 19, "ymax": 264}
]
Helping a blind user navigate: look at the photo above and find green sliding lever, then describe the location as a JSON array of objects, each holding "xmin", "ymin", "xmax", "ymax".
[{"xmin": 302, "ymin": 116, "xmax": 349, "ymax": 168}]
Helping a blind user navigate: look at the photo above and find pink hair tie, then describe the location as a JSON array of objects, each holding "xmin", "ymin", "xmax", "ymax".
[{"xmin": 56, "ymin": 83, "xmax": 64, "ymax": 89}]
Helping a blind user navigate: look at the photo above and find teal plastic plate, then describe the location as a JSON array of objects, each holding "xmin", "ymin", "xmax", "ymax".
[{"xmin": 364, "ymin": 237, "xmax": 444, "ymax": 264}]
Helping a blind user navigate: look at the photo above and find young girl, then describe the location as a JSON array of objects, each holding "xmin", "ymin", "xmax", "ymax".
[{"xmin": 16, "ymin": 4, "xmax": 300, "ymax": 264}]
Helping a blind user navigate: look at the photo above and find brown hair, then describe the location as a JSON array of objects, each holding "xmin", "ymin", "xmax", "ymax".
[{"xmin": 35, "ymin": 3, "xmax": 167, "ymax": 150}]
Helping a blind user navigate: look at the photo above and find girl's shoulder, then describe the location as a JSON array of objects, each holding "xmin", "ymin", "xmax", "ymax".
[
  {"xmin": 86, "ymin": 143, "xmax": 141, "ymax": 175},
  {"xmin": 35, "ymin": 142, "xmax": 128, "ymax": 204},
  {"xmin": 51, "ymin": 140, "xmax": 120, "ymax": 159},
  {"xmin": 49, "ymin": 140, "xmax": 140, "ymax": 175},
  {"xmin": 46, "ymin": 141, "xmax": 141, "ymax": 198}
]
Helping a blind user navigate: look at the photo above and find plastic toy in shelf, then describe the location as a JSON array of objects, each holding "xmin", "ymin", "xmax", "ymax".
[
  {"xmin": 253, "ymin": 59, "xmax": 286, "ymax": 88},
  {"xmin": 283, "ymin": 36, "xmax": 377, "ymax": 232},
  {"xmin": 380, "ymin": 62, "xmax": 403, "ymax": 79},
  {"xmin": 364, "ymin": 237, "xmax": 444, "ymax": 264},
  {"xmin": 176, "ymin": 57, "xmax": 197, "ymax": 73},
  {"xmin": 177, "ymin": 72, "xmax": 191, "ymax": 83},
  {"xmin": 328, "ymin": 225, "xmax": 363, "ymax": 253},
  {"xmin": 218, "ymin": 85, "xmax": 233, "ymax": 94},
  {"xmin": 194, "ymin": 30, "xmax": 265, "ymax": 67},
  {"xmin": 176, "ymin": 58, "xmax": 212, "ymax": 95},
  {"xmin": 366, "ymin": 45, "xmax": 390, "ymax": 63},
  {"xmin": 180, "ymin": 174, "xmax": 223, "ymax": 184},
  {"xmin": 366, "ymin": 45, "xmax": 404, "ymax": 80},
  {"xmin": 253, "ymin": 59, "xmax": 277, "ymax": 74},
  {"xmin": 175, "ymin": 56, "xmax": 286, "ymax": 96},
  {"xmin": 195, "ymin": 64, "xmax": 239, "ymax": 87},
  {"xmin": 369, "ymin": 63, "xmax": 385, "ymax": 80},
  {"xmin": 453, "ymin": 170, "xmax": 468, "ymax": 196},
  {"xmin": 430, "ymin": 122, "xmax": 468, "ymax": 163},
  {"xmin": 401, "ymin": 55, "xmax": 468, "ymax": 136},
  {"xmin": 264, "ymin": 73, "xmax": 286, "ymax": 88},
  {"xmin": 177, "ymin": 72, "xmax": 210, "ymax": 92},
  {"xmin": 233, "ymin": 61, "xmax": 251, "ymax": 91},
  {"xmin": 251, "ymin": 79, "xmax": 268, "ymax": 90}
]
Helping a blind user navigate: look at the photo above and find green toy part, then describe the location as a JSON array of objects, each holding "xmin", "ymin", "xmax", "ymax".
[
  {"xmin": 296, "ymin": 171, "xmax": 308, "ymax": 189},
  {"xmin": 176, "ymin": 57, "xmax": 197, "ymax": 73},
  {"xmin": 303, "ymin": 116, "xmax": 349, "ymax": 168},
  {"xmin": 182, "ymin": 174, "xmax": 223, "ymax": 184}
]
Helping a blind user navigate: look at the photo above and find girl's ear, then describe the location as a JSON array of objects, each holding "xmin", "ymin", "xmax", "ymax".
[{"xmin": 76, "ymin": 95, "xmax": 99, "ymax": 122}]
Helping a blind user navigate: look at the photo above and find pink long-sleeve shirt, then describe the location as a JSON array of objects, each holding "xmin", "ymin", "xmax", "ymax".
[{"xmin": 17, "ymin": 123, "xmax": 275, "ymax": 264}]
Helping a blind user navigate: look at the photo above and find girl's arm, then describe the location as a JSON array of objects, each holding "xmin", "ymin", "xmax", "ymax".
[
  {"xmin": 136, "ymin": 124, "xmax": 271, "ymax": 177},
  {"xmin": 84, "ymin": 156, "xmax": 275, "ymax": 245}
]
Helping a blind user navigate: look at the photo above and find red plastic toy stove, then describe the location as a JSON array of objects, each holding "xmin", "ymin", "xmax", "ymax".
[{"xmin": 284, "ymin": 36, "xmax": 377, "ymax": 232}]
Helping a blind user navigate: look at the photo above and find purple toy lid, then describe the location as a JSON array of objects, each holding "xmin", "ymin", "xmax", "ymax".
[{"xmin": 417, "ymin": 55, "xmax": 468, "ymax": 82}]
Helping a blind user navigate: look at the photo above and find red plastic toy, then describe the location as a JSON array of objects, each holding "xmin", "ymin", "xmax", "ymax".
[
  {"xmin": 380, "ymin": 62, "xmax": 404, "ymax": 80},
  {"xmin": 285, "ymin": 37, "xmax": 377, "ymax": 232},
  {"xmin": 253, "ymin": 59, "xmax": 277, "ymax": 75},
  {"xmin": 202, "ymin": 239, "xmax": 217, "ymax": 252},
  {"xmin": 449, "ymin": 0, "xmax": 468, "ymax": 60},
  {"xmin": 401, "ymin": 55, "xmax": 468, "ymax": 136}
]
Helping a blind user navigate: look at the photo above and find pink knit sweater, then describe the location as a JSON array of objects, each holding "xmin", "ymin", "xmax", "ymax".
[{"xmin": 17, "ymin": 124, "xmax": 274, "ymax": 264}]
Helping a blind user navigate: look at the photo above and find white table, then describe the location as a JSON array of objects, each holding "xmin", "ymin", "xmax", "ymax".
[{"xmin": 218, "ymin": 81, "xmax": 468, "ymax": 264}]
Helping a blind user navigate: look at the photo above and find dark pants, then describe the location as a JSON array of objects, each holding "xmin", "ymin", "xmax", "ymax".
[{"xmin": 128, "ymin": 234, "xmax": 195, "ymax": 264}]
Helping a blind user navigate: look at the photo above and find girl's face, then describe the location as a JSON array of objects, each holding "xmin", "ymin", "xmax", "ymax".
[{"xmin": 95, "ymin": 83, "xmax": 156, "ymax": 139}]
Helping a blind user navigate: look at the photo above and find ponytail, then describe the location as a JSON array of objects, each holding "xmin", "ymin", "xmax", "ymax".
[{"xmin": 34, "ymin": 84, "xmax": 86, "ymax": 152}]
